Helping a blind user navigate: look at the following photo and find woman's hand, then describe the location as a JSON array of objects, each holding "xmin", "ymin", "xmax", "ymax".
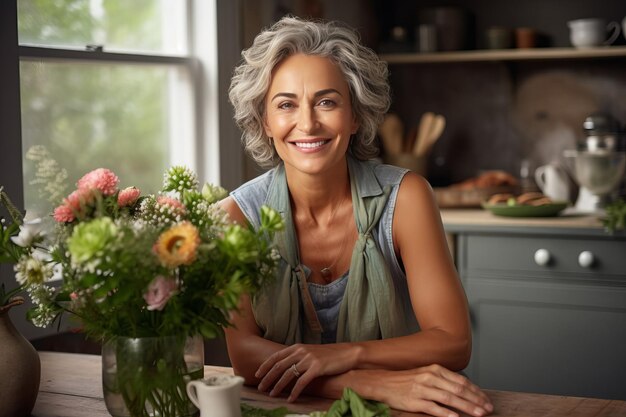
[
  {"xmin": 255, "ymin": 343, "xmax": 361, "ymax": 401},
  {"xmin": 371, "ymin": 364, "xmax": 493, "ymax": 417}
]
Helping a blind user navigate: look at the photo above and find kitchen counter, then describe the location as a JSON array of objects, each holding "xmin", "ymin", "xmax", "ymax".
[
  {"xmin": 442, "ymin": 208, "xmax": 626, "ymax": 400},
  {"xmin": 440, "ymin": 208, "xmax": 617, "ymax": 237}
]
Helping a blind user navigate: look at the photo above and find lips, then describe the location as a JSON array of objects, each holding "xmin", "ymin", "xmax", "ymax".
[{"xmin": 293, "ymin": 140, "xmax": 330, "ymax": 149}]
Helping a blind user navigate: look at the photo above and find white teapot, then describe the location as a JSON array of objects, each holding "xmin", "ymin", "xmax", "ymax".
[{"xmin": 186, "ymin": 374, "xmax": 244, "ymax": 417}]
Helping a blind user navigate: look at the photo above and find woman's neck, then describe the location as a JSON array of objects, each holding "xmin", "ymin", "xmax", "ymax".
[{"xmin": 285, "ymin": 159, "xmax": 351, "ymax": 222}]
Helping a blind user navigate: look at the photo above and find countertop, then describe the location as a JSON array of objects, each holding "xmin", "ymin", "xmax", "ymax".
[
  {"xmin": 439, "ymin": 209, "xmax": 622, "ymax": 237},
  {"xmin": 34, "ymin": 352, "xmax": 626, "ymax": 417}
]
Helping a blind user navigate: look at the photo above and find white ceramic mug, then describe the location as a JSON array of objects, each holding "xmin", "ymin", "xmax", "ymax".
[
  {"xmin": 186, "ymin": 375, "xmax": 244, "ymax": 417},
  {"xmin": 568, "ymin": 18, "xmax": 620, "ymax": 48},
  {"xmin": 535, "ymin": 164, "xmax": 570, "ymax": 202}
]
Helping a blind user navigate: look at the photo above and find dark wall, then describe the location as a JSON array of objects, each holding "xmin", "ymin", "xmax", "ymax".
[
  {"xmin": 368, "ymin": 0, "xmax": 626, "ymax": 186},
  {"xmin": 388, "ymin": 58, "xmax": 626, "ymax": 186}
]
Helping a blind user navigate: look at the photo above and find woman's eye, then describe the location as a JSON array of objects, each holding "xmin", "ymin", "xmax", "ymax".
[
  {"xmin": 318, "ymin": 99, "xmax": 335, "ymax": 107},
  {"xmin": 278, "ymin": 102, "xmax": 294, "ymax": 110}
]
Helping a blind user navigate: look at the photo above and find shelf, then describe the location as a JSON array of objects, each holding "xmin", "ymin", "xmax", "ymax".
[{"xmin": 380, "ymin": 46, "xmax": 626, "ymax": 64}]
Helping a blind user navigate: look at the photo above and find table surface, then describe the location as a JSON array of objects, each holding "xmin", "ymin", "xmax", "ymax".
[{"xmin": 33, "ymin": 352, "xmax": 626, "ymax": 417}]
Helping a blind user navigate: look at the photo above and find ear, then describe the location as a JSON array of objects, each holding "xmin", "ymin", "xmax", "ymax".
[
  {"xmin": 350, "ymin": 115, "xmax": 359, "ymax": 135},
  {"xmin": 263, "ymin": 115, "xmax": 273, "ymax": 138}
]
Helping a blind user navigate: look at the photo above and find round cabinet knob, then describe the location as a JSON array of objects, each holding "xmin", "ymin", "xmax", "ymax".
[
  {"xmin": 578, "ymin": 251, "xmax": 595, "ymax": 268},
  {"xmin": 534, "ymin": 249, "xmax": 551, "ymax": 266}
]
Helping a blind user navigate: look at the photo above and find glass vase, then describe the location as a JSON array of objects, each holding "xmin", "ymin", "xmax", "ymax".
[{"xmin": 102, "ymin": 335, "xmax": 204, "ymax": 417}]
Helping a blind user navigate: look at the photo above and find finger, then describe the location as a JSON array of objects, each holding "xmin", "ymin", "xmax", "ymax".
[
  {"xmin": 428, "ymin": 366, "xmax": 492, "ymax": 408},
  {"xmin": 410, "ymin": 399, "xmax": 459, "ymax": 417},
  {"xmin": 287, "ymin": 367, "xmax": 317, "ymax": 402},
  {"xmin": 420, "ymin": 385, "xmax": 488, "ymax": 417},
  {"xmin": 255, "ymin": 347, "xmax": 294, "ymax": 378},
  {"xmin": 258, "ymin": 363, "xmax": 286, "ymax": 392},
  {"xmin": 269, "ymin": 364, "xmax": 299, "ymax": 397},
  {"xmin": 430, "ymin": 376, "xmax": 490, "ymax": 412},
  {"xmin": 439, "ymin": 372, "xmax": 492, "ymax": 409},
  {"xmin": 258, "ymin": 353, "xmax": 303, "ymax": 393}
]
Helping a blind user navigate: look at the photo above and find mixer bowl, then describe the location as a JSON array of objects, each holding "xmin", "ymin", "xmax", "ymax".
[{"xmin": 565, "ymin": 150, "xmax": 626, "ymax": 196}]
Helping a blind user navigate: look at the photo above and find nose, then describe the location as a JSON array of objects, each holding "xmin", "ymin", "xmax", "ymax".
[{"xmin": 296, "ymin": 105, "xmax": 319, "ymax": 133}]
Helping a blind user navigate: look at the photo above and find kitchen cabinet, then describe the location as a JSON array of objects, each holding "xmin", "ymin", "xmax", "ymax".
[{"xmin": 443, "ymin": 211, "xmax": 626, "ymax": 400}]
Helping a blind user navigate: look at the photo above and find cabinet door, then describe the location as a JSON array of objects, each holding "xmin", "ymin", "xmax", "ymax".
[{"xmin": 460, "ymin": 235, "xmax": 626, "ymax": 400}]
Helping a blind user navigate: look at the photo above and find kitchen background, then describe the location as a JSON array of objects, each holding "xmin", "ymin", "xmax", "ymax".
[
  {"xmin": 242, "ymin": 0, "xmax": 626, "ymax": 194},
  {"xmin": 2, "ymin": 0, "xmax": 626, "ymax": 400}
]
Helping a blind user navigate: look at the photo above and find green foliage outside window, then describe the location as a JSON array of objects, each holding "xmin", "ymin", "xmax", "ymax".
[{"xmin": 17, "ymin": 0, "xmax": 183, "ymax": 219}]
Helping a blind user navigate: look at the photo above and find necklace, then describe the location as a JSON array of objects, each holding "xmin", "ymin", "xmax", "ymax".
[{"xmin": 317, "ymin": 197, "xmax": 350, "ymax": 281}]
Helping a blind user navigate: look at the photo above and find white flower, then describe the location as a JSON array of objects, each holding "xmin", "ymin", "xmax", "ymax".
[
  {"xmin": 14, "ymin": 255, "xmax": 53, "ymax": 285},
  {"xmin": 10, "ymin": 214, "xmax": 42, "ymax": 247}
]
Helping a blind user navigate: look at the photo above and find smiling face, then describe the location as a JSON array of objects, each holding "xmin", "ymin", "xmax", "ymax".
[{"xmin": 263, "ymin": 53, "xmax": 358, "ymax": 176}]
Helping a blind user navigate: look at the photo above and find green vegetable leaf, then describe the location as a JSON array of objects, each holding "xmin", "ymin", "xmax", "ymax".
[
  {"xmin": 241, "ymin": 403, "xmax": 294, "ymax": 417},
  {"xmin": 602, "ymin": 199, "xmax": 626, "ymax": 234}
]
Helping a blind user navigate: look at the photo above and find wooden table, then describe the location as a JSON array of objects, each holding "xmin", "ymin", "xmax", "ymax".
[{"xmin": 33, "ymin": 352, "xmax": 626, "ymax": 417}]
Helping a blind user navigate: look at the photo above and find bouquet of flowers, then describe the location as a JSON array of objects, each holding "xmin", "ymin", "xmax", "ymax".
[{"xmin": 1, "ymin": 155, "xmax": 283, "ymax": 417}]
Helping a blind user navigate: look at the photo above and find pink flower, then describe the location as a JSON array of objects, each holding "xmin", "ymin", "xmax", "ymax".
[
  {"xmin": 53, "ymin": 204, "xmax": 75, "ymax": 223},
  {"xmin": 143, "ymin": 276, "xmax": 178, "ymax": 311},
  {"xmin": 53, "ymin": 188, "xmax": 95, "ymax": 223},
  {"xmin": 77, "ymin": 168, "xmax": 119, "ymax": 196},
  {"xmin": 65, "ymin": 188, "xmax": 95, "ymax": 210},
  {"xmin": 117, "ymin": 187, "xmax": 141, "ymax": 207},
  {"xmin": 156, "ymin": 196, "xmax": 186, "ymax": 214}
]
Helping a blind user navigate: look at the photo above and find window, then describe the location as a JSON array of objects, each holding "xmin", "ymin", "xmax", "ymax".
[{"xmin": 17, "ymin": 0, "xmax": 206, "ymax": 219}]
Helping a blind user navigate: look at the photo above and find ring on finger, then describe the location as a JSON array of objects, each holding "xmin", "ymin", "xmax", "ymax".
[{"xmin": 290, "ymin": 363, "xmax": 301, "ymax": 378}]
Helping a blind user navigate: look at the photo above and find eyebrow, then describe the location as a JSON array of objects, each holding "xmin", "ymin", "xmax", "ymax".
[{"xmin": 270, "ymin": 88, "xmax": 343, "ymax": 102}]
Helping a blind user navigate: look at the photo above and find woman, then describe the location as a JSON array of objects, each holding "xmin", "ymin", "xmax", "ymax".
[{"xmin": 220, "ymin": 16, "xmax": 493, "ymax": 417}]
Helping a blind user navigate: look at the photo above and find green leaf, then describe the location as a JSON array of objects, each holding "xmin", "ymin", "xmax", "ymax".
[
  {"xmin": 240, "ymin": 403, "xmax": 294, "ymax": 417},
  {"xmin": 602, "ymin": 199, "xmax": 626, "ymax": 234}
]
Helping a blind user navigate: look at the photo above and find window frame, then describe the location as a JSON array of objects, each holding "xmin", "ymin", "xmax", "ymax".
[{"xmin": 0, "ymin": 0, "xmax": 245, "ymax": 339}]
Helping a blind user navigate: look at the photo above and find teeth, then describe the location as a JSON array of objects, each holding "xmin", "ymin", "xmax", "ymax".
[{"xmin": 294, "ymin": 141, "xmax": 327, "ymax": 149}]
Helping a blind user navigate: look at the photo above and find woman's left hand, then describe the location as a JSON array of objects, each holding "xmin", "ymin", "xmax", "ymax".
[{"xmin": 255, "ymin": 343, "xmax": 360, "ymax": 401}]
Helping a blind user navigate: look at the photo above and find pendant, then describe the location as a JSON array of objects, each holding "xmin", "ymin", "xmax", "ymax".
[{"xmin": 320, "ymin": 267, "xmax": 332, "ymax": 280}]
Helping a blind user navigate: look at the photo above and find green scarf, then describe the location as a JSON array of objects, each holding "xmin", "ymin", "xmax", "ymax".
[{"xmin": 252, "ymin": 157, "xmax": 412, "ymax": 344}]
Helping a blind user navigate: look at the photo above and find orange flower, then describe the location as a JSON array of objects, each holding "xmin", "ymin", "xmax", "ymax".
[{"xmin": 153, "ymin": 222, "xmax": 200, "ymax": 268}]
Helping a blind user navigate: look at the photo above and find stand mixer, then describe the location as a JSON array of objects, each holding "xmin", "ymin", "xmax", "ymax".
[{"xmin": 564, "ymin": 113, "xmax": 626, "ymax": 213}]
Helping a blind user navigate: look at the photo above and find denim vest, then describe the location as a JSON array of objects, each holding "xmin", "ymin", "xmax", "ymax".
[{"xmin": 231, "ymin": 158, "xmax": 419, "ymax": 343}]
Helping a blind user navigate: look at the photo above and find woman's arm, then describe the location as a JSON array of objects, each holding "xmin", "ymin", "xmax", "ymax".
[
  {"xmin": 220, "ymin": 193, "xmax": 489, "ymax": 416},
  {"xmin": 353, "ymin": 171, "xmax": 472, "ymax": 370},
  {"xmin": 256, "ymin": 172, "xmax": 470, "ymax": 379},
  {"xmin": 225, "ymin": 290, "xmax": 491, "ymax": 417}
]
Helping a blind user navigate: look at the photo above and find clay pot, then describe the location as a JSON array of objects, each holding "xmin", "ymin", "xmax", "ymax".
[{"xmin": 0, "ymin": 298, "xmax": 41, "ymax": 417}]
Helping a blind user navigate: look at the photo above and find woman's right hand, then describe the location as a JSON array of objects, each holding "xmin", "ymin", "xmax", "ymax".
[{"xmin": 365, "ymin": 364, "xmax": 493, "ymax": 417}]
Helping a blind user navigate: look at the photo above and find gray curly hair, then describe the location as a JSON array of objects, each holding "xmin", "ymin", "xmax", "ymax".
[{"xmin": 229, "ymin": 16, "xmax": 391, "ymax": 168}]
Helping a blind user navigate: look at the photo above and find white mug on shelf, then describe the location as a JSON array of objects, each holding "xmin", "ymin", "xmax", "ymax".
[
  {"xmin": 186, "ymin": 375, "xmax": 244, "ymax": 417},
  {"xmin": 568, "ymin": 18, "xmax": 620, "ymax": 48},
  {"xmin": 535, "ymin": 164, "xmax": 571, "ymax": 202}
]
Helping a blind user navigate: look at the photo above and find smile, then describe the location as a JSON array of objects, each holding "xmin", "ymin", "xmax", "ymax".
[{"xmin": 292, "ymin": 140, "xmax": 330, "ymax": 149}]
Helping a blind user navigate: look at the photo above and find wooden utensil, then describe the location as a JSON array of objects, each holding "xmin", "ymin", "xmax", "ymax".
[
  {"xmin": 404, "ymin": 125, "xmax": 418, "ymax": 153},
  {"xmin": 424, "ymin": 114, "xmax": 446, "ymax": 151},
  {"xmin": 378, "ymin": 113, "xmax": 404, "ymax": 155},
  {"xmin": 413, "ymin": 112, "xmax": 435, "ymax": 156}
]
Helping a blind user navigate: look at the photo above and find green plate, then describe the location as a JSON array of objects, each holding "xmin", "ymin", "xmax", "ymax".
[{"xmin": 481, "ymin": 201, "xmax": 570, "ymax": 217}]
